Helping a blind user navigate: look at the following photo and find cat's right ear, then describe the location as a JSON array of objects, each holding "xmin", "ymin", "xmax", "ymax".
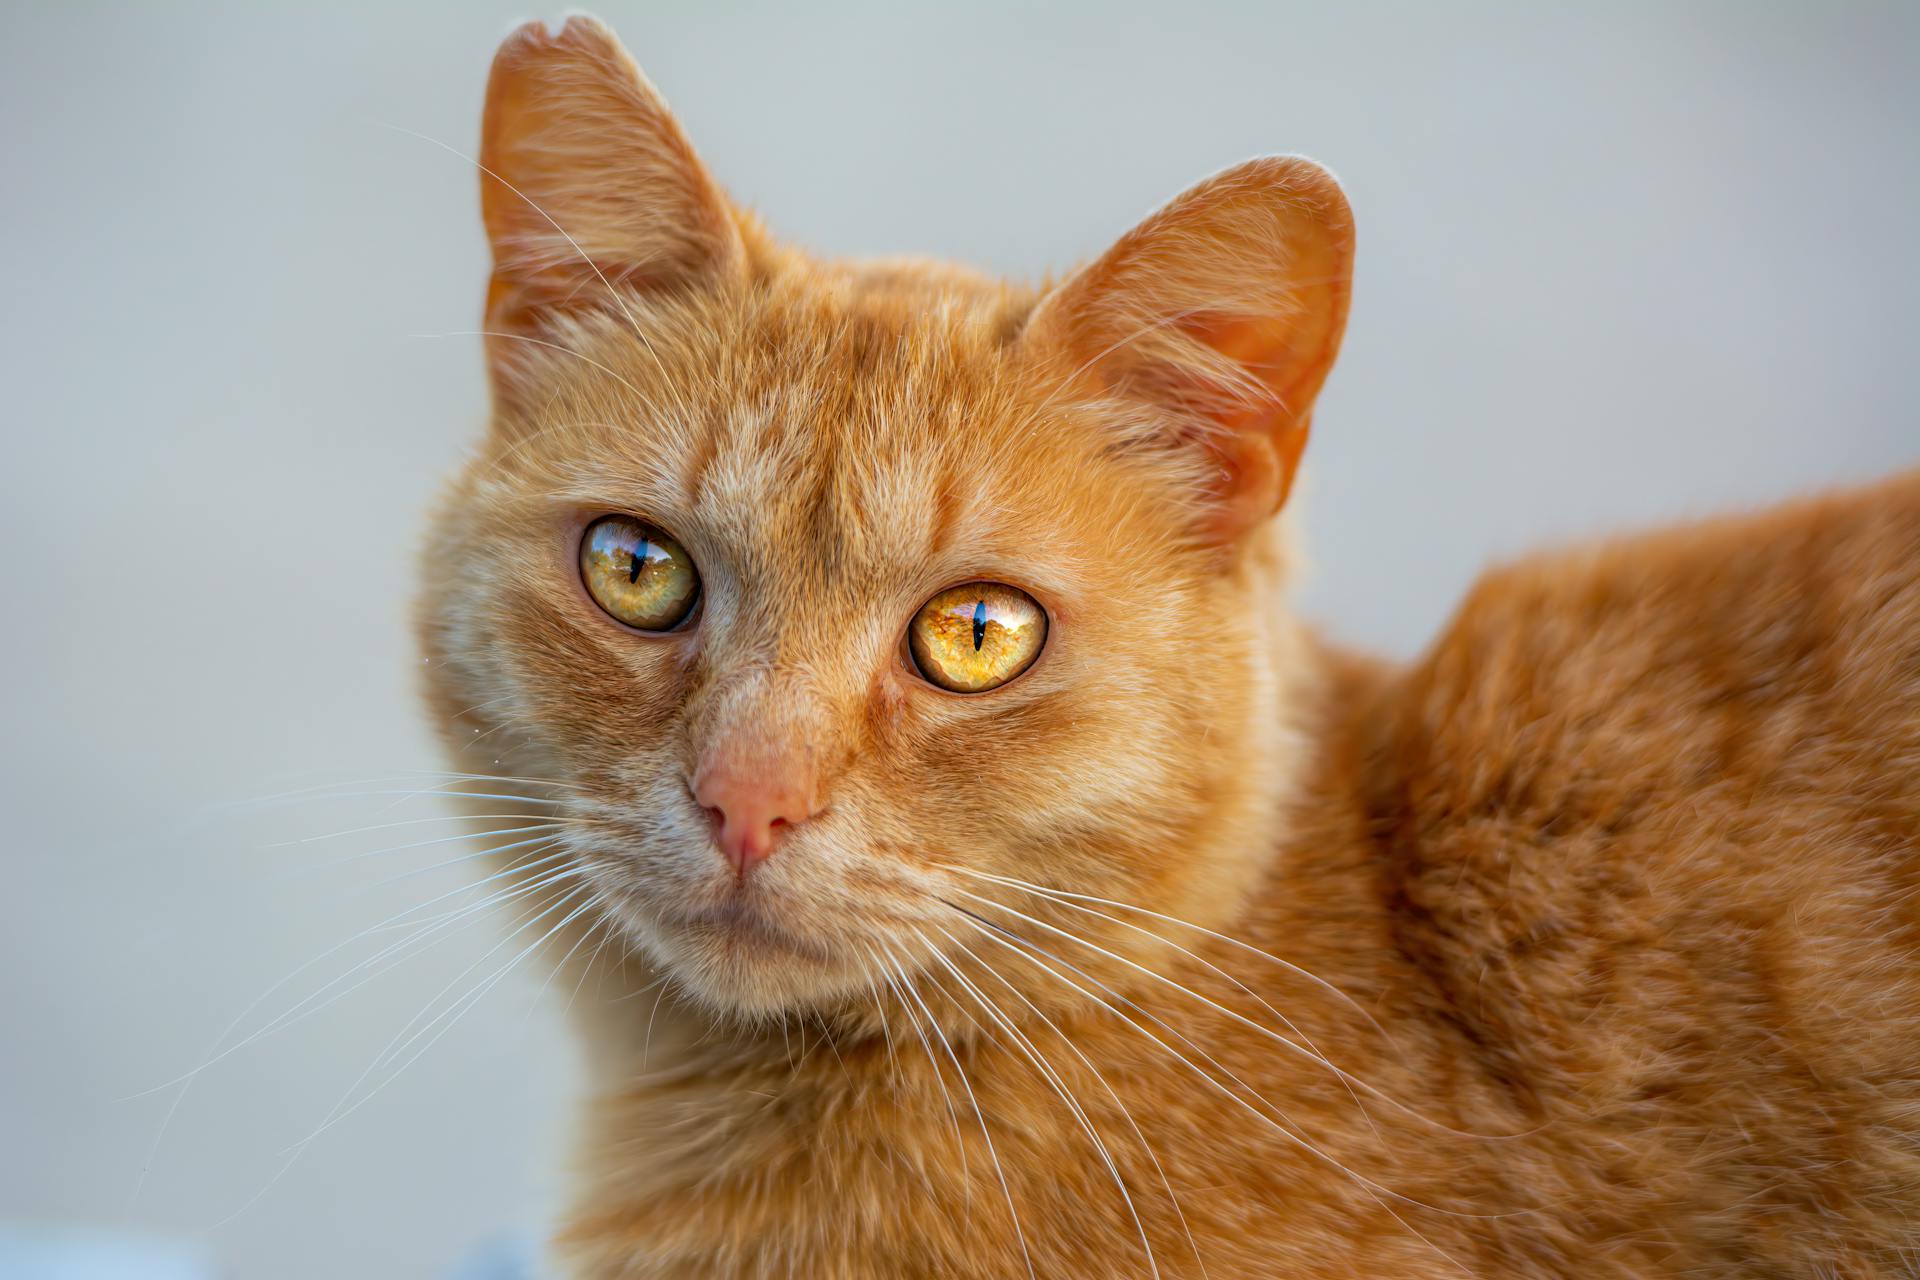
[
  {"xmin": 479, "ymin": 16, "xmax": 743, "ymax": 385},
  {"xmin": 1022, "ymin": 157, "xmax": 1353, "ymax": 543}
]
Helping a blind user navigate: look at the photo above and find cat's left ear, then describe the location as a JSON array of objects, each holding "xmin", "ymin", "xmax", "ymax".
[{"xmin": 1023, "ymin": 157, "xmax": 1354, "ymax": 541}]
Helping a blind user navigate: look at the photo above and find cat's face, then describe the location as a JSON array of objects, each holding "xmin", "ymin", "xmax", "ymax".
[{"xmin": 418, "ymin": 16, "xmax": 1352, "ymax": 1021}]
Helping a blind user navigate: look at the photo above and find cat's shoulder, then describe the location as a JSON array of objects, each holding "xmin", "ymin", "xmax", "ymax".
[
  {"xmin": 1375, "ymin": 466, "xmax": 1920, "ymax": 821},
  {"xmin": 1418, "ymin": 467, "xmax": 1919, "ymax": 723}
]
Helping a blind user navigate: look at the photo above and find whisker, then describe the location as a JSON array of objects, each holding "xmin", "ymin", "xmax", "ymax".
[
  {"xmin": 946, "ymin": 884, "xmax": 1518, "ymax": 1148},
  {"xmin": 302, "ymin": 882, "xmax": 596, "ymax": 1161},
  {"xmin": 945, "ymin": 867, "xmax": 1512, "ymax": 1142},
  {"xmin": 813, "ymin": 1011, "xmax": 849, "ymax": 1080},
  {"xmin": 936, "ymin": 924, "xmax": 1207, "ymax": 1280},
  {"xmin": 224, "ymin": 770, "xmax": 586, "ymax": 810},
  {"xmin": 526, "ymin": 886, "xmax": 617, "ymax": 1026},
  {"xmin": 272, "ymin": 824, "xmax": 574, "ymax": 885},
  {"xmin": 464, "ymin": 710, "xmax": 539, "ymax": 749},
  {"xmin": 138, "ymin": 847, "xmax": 578, "ymax": 1100},
  {"xmin": 920, "ymin": 931, "xmax": 1160, "ymax": 1279},
  {"xmin": 640, "ymin": 978, "xmax": 671, "ymax": 1071},
  {"xmin": 563, "ymin": 902, "xmax": 628, "ymax": 1019},
  {"xmin": 211, "ymin": 882, "xmax": 593, "ymax": 1228},
  {"xmin": 953, "ymin": 912, "xmax": 1486, "ymax": 1274},
  {"xmin": 869, "ymin": 942, "xmax": 971, "ymax": 1207},
  {"xmin": 449, "ymin": 416, "xmax": 642, "ymax": 489},
  {"xmin": 345, "ymin": 830, "xmax": 576, "ymax": 895},
  {"xmin": 414, "ymin": 328, "xmax": 655, "ymax": 400},
  {"xmin": 133, "ymin": 841, "xmax": 568, "ymax": 1098},
  {"xmin": 444, "ymin": 693, "xmax": 522, "ymax": 721},
  {"xmin": 268, "ymin": 812, "xmax": 595, "ymax": 848},
  {"xmin": 880, "ymin": 943, "xmax": 1035, "ymax": 1280},
  {"xmin": 862, "ymin": 969, "xmax": 900, "ymax": 1081},
  {"xmin": 377, "ymin": 844, "xmax": 581, "ymax": 931},
  {"xmin": 940, "ymin": 864, "xmax": 1391, "ymax": 1044}
]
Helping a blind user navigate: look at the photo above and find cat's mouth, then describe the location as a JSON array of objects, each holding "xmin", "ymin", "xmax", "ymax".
[{"xmin": 580, "ymin": 841, "xmax": 929, "ymax": 1012}]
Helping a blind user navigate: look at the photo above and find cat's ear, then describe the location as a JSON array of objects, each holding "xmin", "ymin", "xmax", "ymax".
[
  {"xmin": 1024, "ymin": 157, "xmax": 1354, "ymax": 540},
  {"xmin": 479, "ymin": 16, "xmax": 743, "ymax": 374}
]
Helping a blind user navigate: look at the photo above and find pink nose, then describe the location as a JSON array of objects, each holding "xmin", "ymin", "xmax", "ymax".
[{"xmin": 692, "ymin": 756, "xmax": 820, "ymax": 876}]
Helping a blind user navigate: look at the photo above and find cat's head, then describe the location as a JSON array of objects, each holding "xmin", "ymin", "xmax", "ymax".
[{"xmin": 418, "ymin": 16, "xmax": 1352, "ymax": 1021}]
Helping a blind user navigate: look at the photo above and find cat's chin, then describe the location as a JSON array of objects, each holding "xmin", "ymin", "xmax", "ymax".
[
  {"xmin": 654, "ymin": 940, "xmax": 860, "ymax": 1021},
  {"xmin": 624, "ymin": 896, "xmax": 874, "ymax": 1019}
]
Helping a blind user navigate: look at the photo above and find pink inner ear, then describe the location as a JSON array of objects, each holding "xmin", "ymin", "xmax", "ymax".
[{"xmin": 1167, "ymin": 311, "xmax": 1322, "ymax": 532}]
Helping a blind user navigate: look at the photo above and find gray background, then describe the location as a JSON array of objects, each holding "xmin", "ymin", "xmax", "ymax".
[{"xmin": 3, "ymin": 3, "xmax": 1915, "ymax": 1277}]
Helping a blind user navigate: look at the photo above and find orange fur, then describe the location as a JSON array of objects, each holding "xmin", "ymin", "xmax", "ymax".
[{"xmin": 418, "ymin": 17, "xmax": 1920, "ymax": 1277}]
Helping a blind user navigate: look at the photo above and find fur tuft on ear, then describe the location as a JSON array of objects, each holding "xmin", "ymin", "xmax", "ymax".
[
  {"xmin": 479, "ymin": 15, "xmax": 743, "ymax": 379},
  {"xmin": 1024, "ymin": 156, "xmax": 1354, "ymax": 539}
]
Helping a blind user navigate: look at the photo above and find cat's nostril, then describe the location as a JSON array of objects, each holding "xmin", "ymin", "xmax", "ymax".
[{"xmin": 692, "ymin": 766, "xmax": 819, "ymax": 878}]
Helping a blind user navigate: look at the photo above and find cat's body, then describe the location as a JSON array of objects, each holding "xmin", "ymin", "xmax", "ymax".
[{"xmin": 418, "ymin": 17, "xmax": 1920, "ymax": 1277}]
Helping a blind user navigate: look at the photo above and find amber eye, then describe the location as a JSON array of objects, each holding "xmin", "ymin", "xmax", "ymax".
[
  {"xmin": 580, "ymin": 516, "xmax": 700, "ymax": 631},
  {"xmin": 908, "ymin": 582, "xmax": 1048, "ymax": 693}
]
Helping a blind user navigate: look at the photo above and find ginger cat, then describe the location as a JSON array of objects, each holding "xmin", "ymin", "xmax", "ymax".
[{"xmin": 417, "ymin": 17, "xmax": 1920, "ymax": 1278}]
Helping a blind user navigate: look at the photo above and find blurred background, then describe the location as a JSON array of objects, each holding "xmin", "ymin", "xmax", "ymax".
[{"xmin": 2, "ymin": 2, "xmax": 1915, "ymax": 1276}]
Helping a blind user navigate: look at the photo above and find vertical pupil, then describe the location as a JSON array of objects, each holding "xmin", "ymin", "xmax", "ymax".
[
  {"xmin": 628, "ymin": 537, "xmax": 650, "ymax": 584},
  {"xmin": 972, "ymin": 599, "xmax": 987, "ymax": 651}
]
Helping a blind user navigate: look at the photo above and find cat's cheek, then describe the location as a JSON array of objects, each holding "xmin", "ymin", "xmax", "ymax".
[{"xmin": 495, "ymin": 585, "xmax": 695, "ymax": 751}]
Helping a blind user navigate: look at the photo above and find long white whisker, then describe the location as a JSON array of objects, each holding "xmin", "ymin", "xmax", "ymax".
[
  {"xmin": 376, "ymin": 843, "xmax": 582, "ymax": 930},
  {"xmin": 224, "ymin": 776, "xmax": 584, "ymax": 811},
  {"xmin": 273, "ymin": 825, "xmax": 572, "ymax": 886},
  {"xmin": 416, "ymin": 330, "xmax": 653, "ymax": 402},
  {"xmin": 869, "ymin": 943, "xmax": 970, "ymax": 1207},
  {"xmin": 341, "ymin": 885, "xmax": 600, "ymax": 1117},
  {"xmin": 863, "ymin": 969, "xmax": 899, "ymax": 1081},
  {"xmin": 346, "ymin": 830, "xmax": 575, "ymax": 894},
  {"xmin": 209, "ymin": 883, "xmax": 592, "ymax": 1228},
  {"xmin": 947, "ymin": 886, "xmax": 1470, "ymax": 1143},
  {"xmin": 937, "ymin": 924, "xmax": 1206, "ymax": 1280},
  {"xmin": 881, "ymin": 944, "xmax": 1035, "ymax": 1280},
  {"xmin": 562, "ymin": 898, "xmax": 626, "ymax": 1020},
  {"xmin": 973, "ymin": 871, "xmax": 1385, "ymax": 1144},
  {"xmin": 130, "ymin": 841, "xmax": 569, "ymax": 1100},
  {"xmin": 269, "ymin": 812, "xmax": 594, "ymax": 847},
  {"xmin": 940, "ymin": 864, "xmax": 1391, "ymax": 1043},
  {"xmin": 138, "ymin": 847, "xmax": 578, "ymax": 1100},
  {"xmin": 526, "ymin": 884, "xmax": 618, "ymax": 1026},
  {"xmin": 955, "ymin": 912, "xmax": 1485, "ymax": 1275},
  {"xmin": 265, "ymin": 853, "xmax": 585, "ymax": 1044},
  {"xmin": 946, "ymin": 867, "xmax": 1506, "ymax": 1142},
  {"xmin": 921, "ymin": 933, "xmax": 1159, "ymax": 1279},
  {"xmin": 640, "ymin": 981, "xmax": 670, "ymax": 1072}
]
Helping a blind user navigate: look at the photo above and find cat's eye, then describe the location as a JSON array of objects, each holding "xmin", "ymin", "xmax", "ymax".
[
  {"xmin": 908, "ymin": 582, "xmax": 1048, "ymax": 694},
  {"xmin": 580, "ymin": 516, "xmax": 700, "ymax": 632}
]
